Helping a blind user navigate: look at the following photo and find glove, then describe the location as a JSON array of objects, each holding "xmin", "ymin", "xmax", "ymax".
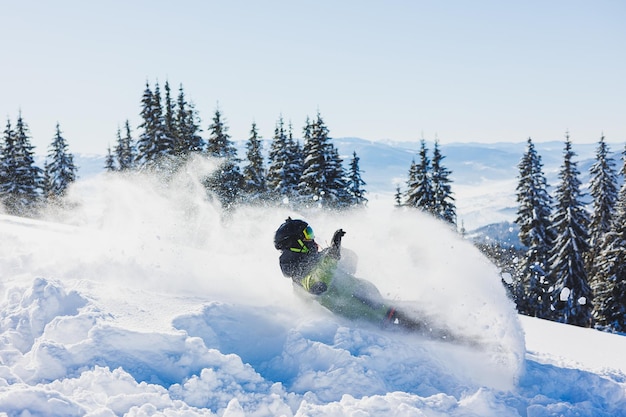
[
  {"xmin": 332, "ymin": 229, "xmax": 346, "ymax": 248},
  {"xmin": 327, "ymin": 229, "xmax": 345, "ymax": 260}
]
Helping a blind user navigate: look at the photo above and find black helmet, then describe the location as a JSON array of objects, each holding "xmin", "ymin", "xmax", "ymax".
[{"xmin": 274, "ymin": 217, "xmax": 314, "ymax": 250}]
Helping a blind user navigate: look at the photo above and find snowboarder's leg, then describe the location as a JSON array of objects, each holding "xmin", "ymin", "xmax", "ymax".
[
  {"xmin": 384, "ymin": 308, "xmax": 460, "ymax": 342},
  {"xmin": 387, "ymin": 308, "xmax": 485, "ymax": 347},
  {"xmin": 316, "ymin": 272, "xmax": 392, "ymax": 323}
]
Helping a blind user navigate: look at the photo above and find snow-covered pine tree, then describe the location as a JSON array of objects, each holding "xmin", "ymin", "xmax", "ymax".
[
  {"xmin": 298, "ymin": 113, "xmax": 329, "ymax": 207},
  {"xmin": 136, "ymin": 82, "xmax": 176, "ymax": 168},
  {"xmin": 548, "ymin": 133, "xmax": 592, "ymax": 327},
  {"xmin": 43, "ymin": 123, "xmax": 77, "ymax": 201},
  {"xmin": 587, "ymin": 135, "xmax": 619, "ymax": 280},
  {"xmin": 104, "ymin": 147, "xmax": 116, "ymax": 172},
  {"xmin": 163, "ymin": 81, "xmax": 177, "ymax": 152},
  {"xmin": 514, "ymin": 137, "xmax": 554, "ymax": 318},
  {"xmin": 0, "ymin": 120, "xmax": 17, "ymax": 198},
  {"xmin": 431, "ymin": 140, "xmax": 456, "ymax": 225},
  {"xmin": 404, "ymin": 159, "xmax": 417, "ymax": 206},
  {"xmin": 110, "ymin": 127, "xmax": 122, "ymax": 171},
  {"xmin": 204, "ymin": 107, "xmax": 243, "ymax": 210},
  {"xmin": 347, "ymin": 151, "xmax": 367, "ymax": 207},
  {"xmin": 242, "ymin": 122, "xmax": 267, "ymax": 202},
  {"xmin": 323, "ymin": 144, "xmax": 351, "ymax": 209},
  {"xmin": 152, "ymin": 83, "xmax": 176, "ymax": 160},
  {"xmin": 405, "ymin": 139, "xmax": 434, "ymax": 212},
  {"xmin": 114, "ymin": 120, "xmax": 136, "ymax": 171},
  {"xmin": 136, "ymin": 82, "xmax": 155, "ymax": 167},
  {"xmin": 593, "ymin": 144, "xmax": 626, "ymax": 331},
  {"xmin": 266, "ymin": 116, "xmax": 290, "ymax": 200},
  {"xmin": 206, "ymin": 108, "xmax": 237, "ymax": 159},
  {"xmin": 297, "ymin": 111, "xmax": 351, "ymax": 209},
  {"xmin": 285, "ymin": 121, "xmax": 304, "ymax": 196},
  {"xmin": 174, "ymin": 84, "xmax": 204, "ymax": 155},
  {"xmin": 394, "ymin": 185, "xmax": 403, "ymax": 207},
  {"xmin": 0, "ymin": 113, "xmax": 43, "ymax": 216}
]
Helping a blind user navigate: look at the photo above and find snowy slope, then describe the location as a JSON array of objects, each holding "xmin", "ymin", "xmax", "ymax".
[{"xmin": 1, "ymin": 159, "xmax": 625, "ymax": 416}]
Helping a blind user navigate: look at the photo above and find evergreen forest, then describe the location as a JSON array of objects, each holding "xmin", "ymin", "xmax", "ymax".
[{"xmin": 508, "ymin": 135, "xmax": 626, "ymax": 333}]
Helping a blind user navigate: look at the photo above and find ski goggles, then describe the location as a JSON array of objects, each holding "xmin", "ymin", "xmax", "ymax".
[{"xmin": 303, "ymin": 225, "xmax": 315, "ymax": 241}]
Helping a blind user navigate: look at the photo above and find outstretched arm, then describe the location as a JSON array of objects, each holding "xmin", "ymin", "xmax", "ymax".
[
  {"xmin": 327, "ymin": 229, "xmax": 345, "ymax": 260},
  {"xmin": 301, "ymin": 229, "xmax": 346, "ymax": 294}
]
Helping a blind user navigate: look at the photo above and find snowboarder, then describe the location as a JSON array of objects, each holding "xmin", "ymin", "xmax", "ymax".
[{"xmin": 274, "ymin": 217, "xmax": 446, "ymax": 335}]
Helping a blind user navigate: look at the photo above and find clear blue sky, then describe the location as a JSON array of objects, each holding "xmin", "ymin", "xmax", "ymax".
[{"xmin": 2, "ymin": 0, "xmax": 625, "ymax": 154}]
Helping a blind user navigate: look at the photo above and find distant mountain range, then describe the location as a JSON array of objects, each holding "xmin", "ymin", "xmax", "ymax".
[
  {"xmin": 333, "ymin": 137, "xmax": 608, "ymax": 192},
  {"xmin": 62, "ymin": 138, "xmax": 624, "ymax": 244}
]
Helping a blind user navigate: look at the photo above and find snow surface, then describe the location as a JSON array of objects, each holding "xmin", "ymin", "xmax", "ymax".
[{"xmin": 1, "ymin": 157, "xmax": 625, "ymax": 416}]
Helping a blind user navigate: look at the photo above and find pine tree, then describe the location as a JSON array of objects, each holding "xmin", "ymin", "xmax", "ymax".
[
  {"xmin": 405, "ymin": 159, "xmax": 417, "ymax": 205},
  {"xmin": 431, "ymin": 140, "xmax": 456, "ymax": 225},
  {"xmin": 295, "ymin": 113, "xmax": 350, "ymax": 209},
  {"xmin": 242, "ymin": 122, "xmax": 267, "ymax": 202},
  {"xmin": 0, "ymin": 113, "xmax": 43, "ymax": 216},
  {"xmin": 298, "ymin": 115, "xmax": 325, "ymax": 206},
  {"xmin": 43, "ymin": 123, "xmax": 77, "ymax": 200},
  {"xmin": 394, "ymin": 185, "xmax": 403, "ymax": 207},
  {"xmin": 0, "ymin": 120, "xmax": 17, "ymax": 199},
  {"xmin": 514, "ymin": 138, "xmax": 554, "ymax": 318},
  {"xmin": 110, "ymin": 127, "xmax": 123, "ymax": 171},
  {"xmin": 114, "ymin": 120, "xmax": 135, "ymax": 171},
  {"xmin": 593, "ymin": 144, "xmax": 626, "ymax": 331},
  {"xmin": 589, "ymin": 135, "xmax": 618, "ymax": 240},
  {"xmin": 163, "ymin": 81, "xmax": 176, "ymax": 151},
  {"xmin": 136, "ymin": 82, "xmax": 155, "ymax": 166},
  {"xmin": 548, "ymin": 133, "xmax": 592, "ymax": 327},
  {"xmin": 204, "ymin": 107, "xmax": 243, "ymax": 210},
  {"xmin": 267, "ymin": 116, "xmax": 290, "ymax": 200},
  {"xmin": 175, "ymin": 84, "xmax": 204, "ymax": 155},
  {"xmin": 136, "ymin": 81, "xmax": 176, "ymax": 168},
  {"xmin": 152, "ymin": 82, "xmax": 176, "ymax": 160},
  {"xmin": 285, "ymin": 121, "xmax": 303, "ymax": 199},
  {"xmin": 324, "ymin": 144, "xmax": 351, "ymax": 209},
  {"xmin": 347, "ymin": 151, "xmax": 367, "ymax": 206},
  {"xmin": 206, "ymin": 108, "xmax": 238, "ymax": 159},
  {"xmin": 587, "ymin": 135, "xmax": 619, "ymax": 280},
  {"xmin": 104, "ymin": 147, "xmax": 116, "ymax": 172},
  {"xmin": 405, "ymin": 139, "xmax": 434, "ymax": 212},
  {"xmin": 266, "ymin": 117, "xmax": 302, "ymax": 204}
]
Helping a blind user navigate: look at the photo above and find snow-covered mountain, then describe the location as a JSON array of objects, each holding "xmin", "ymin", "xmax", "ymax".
[{"xmin": 1, "ymin": 158, "xmax": 625, "ymax": 416}]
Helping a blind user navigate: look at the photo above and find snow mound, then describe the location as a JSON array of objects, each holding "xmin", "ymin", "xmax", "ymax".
[{"xmin": 10, "ymin": 160, "xmax": 624, "ymax": 416}]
